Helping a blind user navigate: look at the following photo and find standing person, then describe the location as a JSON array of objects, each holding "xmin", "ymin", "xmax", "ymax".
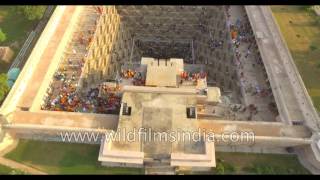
[
  {"xmin": 236, "ymin": 18, "xmax": 241, "ymax": 28},
  {"xmin": 248, "ymin": 43, "xmax": 252, "ymax": 50},
  {"xmin": 227, "ymin": 19, "xmax": 231, "ymax": 30},
  {"xmin": 245, "ymin": 49, "xmax": 251, "ymax": 58}
]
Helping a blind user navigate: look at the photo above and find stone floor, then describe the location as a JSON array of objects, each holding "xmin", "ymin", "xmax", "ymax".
[
  {"xmin": 142, "ymin": 107, "xmax": 172, "ymax": 155},
  {"xmin": 226, "ymin": 6, "xmax": 278, "ymax": 122}
]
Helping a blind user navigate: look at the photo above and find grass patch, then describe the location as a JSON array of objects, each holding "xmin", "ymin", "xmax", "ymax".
[
  {"xmin": 208, "ymin": 152, "xmax": 310, "ymax": 174},
  {"xmin": 0, "ymin": 164, "xmax": 27, "ymax": 175},
  {"xmin": 0, "ymin": 61, "xmax": 10, "ymax": 74},
  {"xmin": 0, "ymin": 6, "xmax": 39, "ymax": 73},
  {"xmin": 5, "ymin": 140, "xmax": 144, "ymax": 174},
  {"xmin": 244, "ymin": 163, "xmax": 297, "ymax": 174},
  {"xmin": 4, "ymin": 140, "xmax": 309, "ymax": 175},
  {"xmin": 212, "ymin": 152, "xmax": 310, "ymax": 174},
  {"xmin": 271, "ymin": 5, "xmax": 320, "ymax": 112},
  {"xmin": 177, "ymin": 152, "xmax": 309, "ymax": 175},
  {"xmin": 310, "ymin": 44, "xmax": 318, "ymax": 51}
]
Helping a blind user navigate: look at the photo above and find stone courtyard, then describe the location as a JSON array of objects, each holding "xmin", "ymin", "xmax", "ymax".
[{"xmin": 39, "ymin": 5, "xmax": 279, "ymax": 123}]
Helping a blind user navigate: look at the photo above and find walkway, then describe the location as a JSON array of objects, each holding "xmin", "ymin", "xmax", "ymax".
[
  {"xmin": 296, "ymin": 146, "xmax": 320, "ymax": 174},
  {"xmin": 0, "ymin": 157, "xmax": 47, "ymax": 175},
  {"xmin": 5, "ymin": 111, "xmax": 118, "ymax": 130},
  {"xmin": 0, "ymin": 137, "xmax": 47, "ymax": 174},
  {"xmin": 245, "ymin": 6, "xmax": 320, "ymax": 130},
  {"xmin": 199, "ymin": 119, "xmax": 311, "ymax": 138},
  {"xmin": 227, "ymin": 6, "xmax": 277, "ymax": 122}
]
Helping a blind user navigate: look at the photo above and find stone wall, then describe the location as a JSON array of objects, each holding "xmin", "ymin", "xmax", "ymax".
[
  {"xmin": 5, "ymin": 125, "xmax": 108, "ymax": 144},
  {"xmin": 80, "ymin": 6, "xmax": 242, "ymax": 95},
  {"xmin": 80, "ymin": 6, "xmax": 137, "ymax": 89},
  {"xmin": 0, "ymin": 6, "xmax": 68, "ymax": 116}
]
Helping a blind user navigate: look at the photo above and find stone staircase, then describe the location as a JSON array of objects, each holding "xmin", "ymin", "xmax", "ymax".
[{"xmin": 144, "ymin": 157, "xmax": 176, "ymax": 175}]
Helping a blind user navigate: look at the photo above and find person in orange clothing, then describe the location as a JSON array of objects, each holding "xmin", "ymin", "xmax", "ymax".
[
  {"xmin": 231, "ymin": 30, "xmax": 238, "ymax": 39},
  {"xmin": 180, "ymin": 71, "xmax": 188, "ymax": 80},
  {"xmin": 60, "ymin": 96, "xmax": 67, "ymax": 105}
]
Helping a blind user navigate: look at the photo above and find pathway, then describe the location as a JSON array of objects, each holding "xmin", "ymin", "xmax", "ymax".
[
  {"xmin": 0, "ymin": 156, "xmax": 47, "ymax": 175},
  {"xmin": 227, "ymin": 6, "xmax": 277, "ymax": 122}
]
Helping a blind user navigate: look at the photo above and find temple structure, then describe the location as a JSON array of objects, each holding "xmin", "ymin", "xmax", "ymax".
[
  {"xmin": 0, "ymin": 6, "xmax": 320, "ymax": 174},
  {"xmin": 98, "ymin": 58, "xmax": 218, "ymax": 172}
]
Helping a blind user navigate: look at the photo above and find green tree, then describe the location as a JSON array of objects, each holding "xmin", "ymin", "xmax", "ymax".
[
  {"xmin": 0, "ymin": 28, "xmax": 6, "ymax": 43},
  {"xmin": 16, "ymin": 6, "xmax": 46, "ymax": 21},
  {"xmin": 0, "ymin": 73, "xmax": 9, "ymax": 102}
]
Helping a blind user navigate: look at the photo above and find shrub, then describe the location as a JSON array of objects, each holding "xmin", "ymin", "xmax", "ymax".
[
  {"xmin": 214, "ymin": 159, "xmax": 236, "ymax": 174},
  {"xmin": 0, "ymin": 73, "xmax": 9, "ymax": 102},
  {"xmin": 0, "ymin": 29, "xmax": 7, "ymax": 43},
  {"xmin": 310, "ymin": 44, "xmax": 318, "ymax": 51}
]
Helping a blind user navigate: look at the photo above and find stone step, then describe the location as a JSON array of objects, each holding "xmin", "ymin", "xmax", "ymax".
[
  {"xmin": 144, "ymin": 163, "xmax": 171, "ymax": 167},
  {"xmin": 144, "ymin": 157, "xmax": 171, "ymax": 162},
  {"xmin": 145, "ymin": 166, "xmax": 176, "ymax": 175},
  {"xmin": 145, "ymin": 171, "xmax": 176, "ymax": 175}
]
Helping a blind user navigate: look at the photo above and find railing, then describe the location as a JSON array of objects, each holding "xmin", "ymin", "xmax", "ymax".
[
  {"xmin": 9, "ymin": 31, "xmax": 35, "ymax": 69},
  {"xmin": 9, "ymin": 6, "xmax": 56, "ymax": 70}
]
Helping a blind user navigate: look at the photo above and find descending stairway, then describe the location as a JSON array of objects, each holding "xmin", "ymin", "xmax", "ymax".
[{"xmin": 144, "ymin": 156, "xmax": 176, "ymax": 175}]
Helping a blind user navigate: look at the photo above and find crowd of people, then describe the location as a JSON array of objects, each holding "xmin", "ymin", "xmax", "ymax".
[
  {"xmin": 209, "ymin": 39, "xmax": 224, "ymax": 50},
  {"xmin": 42, "ymin": 7, "xmax": 123, "ymax": 114},
  {"xmin": 225, "ymin": 6, "xmax": 277, "ymax": 118},
  {"xmin": 42, "ymin": 85, "xmax": 121, "ymax": 114},
  {"xmin": 180, "ymin": 71, "xmax": 207, "ymax": 82},
  {"xmin": 120, "ymin": 68, "xmax": 146, "ymax": 86}
]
